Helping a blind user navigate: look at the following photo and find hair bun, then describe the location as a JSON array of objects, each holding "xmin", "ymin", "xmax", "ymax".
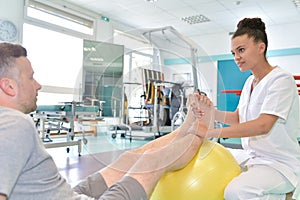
[{"xmin": 237, "ymin": 18, "xmax": 265, "ymax": 32}]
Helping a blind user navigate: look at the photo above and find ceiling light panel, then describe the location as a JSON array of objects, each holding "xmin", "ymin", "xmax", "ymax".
[
  {"xmin": 181, "ymin": 14, "xmax": 210, "ymax": 25},
  {"xmin": 292, "ymin": 0, "xmax": 300, "ymax": 7},
  {"xmin": 145, "ymin": 0, "xmax": 158, "ymax": 3}
]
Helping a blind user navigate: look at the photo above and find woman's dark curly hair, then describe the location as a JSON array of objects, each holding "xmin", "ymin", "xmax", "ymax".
[{"xmin": 232, "ymin": 18, "xmax": 268, "ymax": 55}]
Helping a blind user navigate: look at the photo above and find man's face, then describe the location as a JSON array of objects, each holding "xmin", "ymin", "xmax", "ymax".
[{"xmin": 15, "ymin": 57, "xmax": 41, "ymax": 113}]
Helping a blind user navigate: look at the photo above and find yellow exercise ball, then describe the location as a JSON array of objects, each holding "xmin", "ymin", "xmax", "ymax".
[{"xmin": 150, "ymin": 140, "xmax": 241, "ymax": 200}]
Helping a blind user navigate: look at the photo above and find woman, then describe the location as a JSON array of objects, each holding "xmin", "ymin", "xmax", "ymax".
[{"xmin": 193, "ymin": 18, "xmax": 300, "ymax": 199}]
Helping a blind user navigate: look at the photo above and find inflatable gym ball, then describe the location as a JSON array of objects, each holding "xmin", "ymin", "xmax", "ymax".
[{"xmin": 150, "ymin": 140, "xmax": 241, "ymax": 200}]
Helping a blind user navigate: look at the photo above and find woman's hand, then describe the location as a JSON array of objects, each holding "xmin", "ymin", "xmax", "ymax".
[
  {"xmin": 187, "ymin": 93, "xmax": 214, "ymax": 119},
  {"xmin": 184, "ymin": 93, "xmax": 215, "ymax": 138}
]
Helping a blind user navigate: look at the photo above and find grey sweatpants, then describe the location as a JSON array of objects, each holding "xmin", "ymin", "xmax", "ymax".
[{"xmin": 73, "ymin": 172, "xmax": 148, "ymax": 200}]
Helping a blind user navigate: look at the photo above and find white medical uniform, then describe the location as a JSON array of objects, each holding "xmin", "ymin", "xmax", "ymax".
[{"xmin": 225, "ymin": 66, "xmax": 300, "ymax": 200}]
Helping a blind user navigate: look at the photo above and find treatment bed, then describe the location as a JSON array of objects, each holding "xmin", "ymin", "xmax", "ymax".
[{"xmin": 33, "ymin": 101, "xmax": 101, "ymax": 156}]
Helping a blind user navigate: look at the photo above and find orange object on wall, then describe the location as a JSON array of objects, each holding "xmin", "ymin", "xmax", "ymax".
[
  {"xmin": 294, "ymin": 75, "xmax": 300, "ymax": 95},
  {"xmin": 293, "ymin": 75, "xmax": 300, "ymax": 80},
  {"xmin": 221, "ymin": 90, "xmax": 242, "ymax": 96}
]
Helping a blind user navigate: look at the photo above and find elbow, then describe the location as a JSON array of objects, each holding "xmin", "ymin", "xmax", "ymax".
[
  {"xmin": 257, "ymin": 121, "xmax": 273, "ymax": 135},
  {"xmin": 254, "ymin": 114, "xmax": 278, "ymax": 136}
]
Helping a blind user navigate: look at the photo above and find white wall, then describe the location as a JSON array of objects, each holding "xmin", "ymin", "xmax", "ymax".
[
  {"xmin": 268, "ymin": 22, "xmax": 300, "ymax": 49},
  {"xmin": 267, "ymin": 22, "xmax": 300, "ymax": 75},
  {"xmin": 192, "ymin": 32, "xmax": 231, "ymax": 55},
  {"xmin": 0, "ymin": 0, "xmax": 24, "ymax": 43},
  {"xmin": 269, "ymin": 55, "xmax": 300, "ymax": 74},
  {"xmin": 191, "ymin": 21, "xmax": 300, "ymax": 55},
  {"xmin": 95, "ymin": 19, "xmax": 113, "ymax": 43}
]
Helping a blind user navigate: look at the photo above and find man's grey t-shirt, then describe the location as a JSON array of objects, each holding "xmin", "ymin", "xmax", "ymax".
[
  {"xmin": 0, "ymin": 107, "xmax": 77, "ymax": 199},
  {"xmin": 0, "ymin": 107, "xmax": 147, "ymax": 200}
]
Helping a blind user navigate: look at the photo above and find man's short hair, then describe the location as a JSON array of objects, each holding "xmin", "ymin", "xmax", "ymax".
[{"xmin": 0, "ymin": 43, "xmax": 27, "ymax": 78}]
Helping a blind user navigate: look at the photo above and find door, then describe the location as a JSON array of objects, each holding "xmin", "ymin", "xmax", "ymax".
[{"xmin": 217, "ymin": 59, "xmax": 251, "ymax": 112}]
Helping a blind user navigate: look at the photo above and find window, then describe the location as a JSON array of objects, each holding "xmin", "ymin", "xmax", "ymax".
[
  {"xmin": 25, "ymin": 0, "xmax": 95, "ymax": 37},
  {"xmin": 23, "ymin": 0, "xmax": 99, "ymax": 104},
  {"xmin": 23, "ymin": 23, "xmax": 83, "ymax": 105}
]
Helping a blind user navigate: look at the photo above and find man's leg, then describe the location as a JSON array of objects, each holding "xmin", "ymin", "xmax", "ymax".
[
  {"xmin": 118, "ymin": 133, "xmax": 203, "ymax": 198},
  {"xmin": 99, "ymin": 94, "xmax": 208, "ymax": 187},
  {"xmin": 73, "ymin": 94, "xmax": 208, "ymax": 198},
  {"xmin": 73, "ymin": 134, "xmax": 204, "ymax": 199}
]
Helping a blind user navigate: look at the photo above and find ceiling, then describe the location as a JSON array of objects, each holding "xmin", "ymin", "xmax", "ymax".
[{"xmin": 62, "ymin": 0, "xmax": 300, "ymax": 38}]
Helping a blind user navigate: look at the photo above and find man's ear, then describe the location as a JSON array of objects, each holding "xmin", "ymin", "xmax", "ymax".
[{"xmin": 0, "ymin": 78, "xmax": 17, "ymax": 96}]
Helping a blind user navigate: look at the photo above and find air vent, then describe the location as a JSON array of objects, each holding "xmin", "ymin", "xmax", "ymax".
[{"xmin": 181, "ymin": 14, "xmax": 210, "ymax": 25}]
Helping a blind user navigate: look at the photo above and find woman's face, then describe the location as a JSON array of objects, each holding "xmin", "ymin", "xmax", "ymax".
[{"xmin": 231, "ymin": 34, "xmax": 265, "ymax": 72}]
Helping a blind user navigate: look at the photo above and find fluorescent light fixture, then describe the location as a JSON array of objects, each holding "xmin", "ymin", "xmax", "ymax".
[
  {"xmin": 145, "ymin": 0, "xmax": 158, "ymax": 2},
  {"xmin": 181, "ymin": 14, "xmax": 210, "ymax": 25},
  {"xmin": 292, "ymin": 0, "xmax": 300, "ymax": 7}
]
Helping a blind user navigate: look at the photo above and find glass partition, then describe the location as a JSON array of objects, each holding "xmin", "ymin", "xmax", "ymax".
[{"xmin": 82, "ymin": 40, "xmax": 124, "ymax": 117}]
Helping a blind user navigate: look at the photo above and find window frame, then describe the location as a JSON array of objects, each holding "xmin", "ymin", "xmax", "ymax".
[{"xmin": 23, "ymin": 0, "xmax": 98, "ymax": 40}]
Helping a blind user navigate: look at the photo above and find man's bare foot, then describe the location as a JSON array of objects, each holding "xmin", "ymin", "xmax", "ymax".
[{"xmin": 190, "ymin": 94, "xmax": 215, "ymax": 129}]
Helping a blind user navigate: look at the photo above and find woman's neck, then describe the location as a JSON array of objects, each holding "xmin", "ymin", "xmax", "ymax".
[
  {"xmin": 250, "ymin": 63, "xmax": 274, "ymax": 91},
  {"xmin": 252, "ymin": 63, "xmax": 274, "ymax": 83}
]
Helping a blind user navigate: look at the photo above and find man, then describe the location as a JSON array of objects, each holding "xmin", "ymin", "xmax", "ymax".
[{"xmin": 0, "ymin": 42, "xmax": 208, "ymax": 200}]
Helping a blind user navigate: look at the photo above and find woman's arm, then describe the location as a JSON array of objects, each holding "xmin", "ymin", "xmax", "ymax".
[
  {"xmin": 214, "ymin": 109, "xmax": 240, "ymax": 125},
  {"xmin": 190, "ymin": 94, "xmax": 240, "ymax": 126},
  {"xmin": 208, "ymin": 113, "xmax": 278, "ymax": 138}
]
